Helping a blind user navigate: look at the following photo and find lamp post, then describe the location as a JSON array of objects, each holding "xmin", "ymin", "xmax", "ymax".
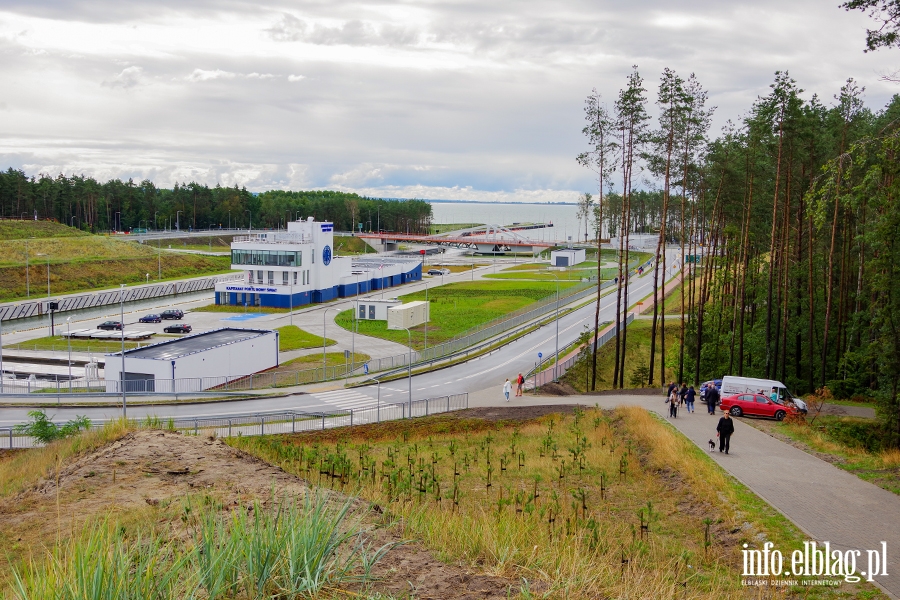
[
  {"xmin": 228, "ymin": 211, "xmax": 231, "ymax": 230},
  {"xmin": 120, "ymin": 283, "xmax": 127, "ymax": 418},
  {"xmin": 157, "ymin": 238, "xmax": 161, "ymax": 280},
  {"xmin": 35, "ymin": 253, "xmax": 51, "ymax": 335},
  {"xmin": 289, "ymin": 275, "xmax": 293, "ymax": 327},
  {"xmin": 154, "ymin": 211, "xmax": 159, "ymax": 231},
  {"xmin": 322, "ymin": 307, "xmax": 334, "ymax": 377},
  {"xmin": 0, "ymin": 316, "xmax": 4, "ymax": 394},
  {"xmin": 423, "ymin": 280, "xmax": 428, "ymax": 350},
  {"xmin": 402, "ymin": 327, "xmax": 412, "ymax": 417},
  {"xmin": 245, "ymin": 209, "xmax": 251, "ymax": 232},
  {"xmin": 24, "ymin": 239, "xmax": 29, "ymax": 298},
  {"xmin": 176, "ymin": 210, "xmax": 182, "ymax": 232},
  {"xmin": 352, "ymin": 272, "xmax": 360, "ymax": 373},
  {"xmin": 71, "ymin": 215, "xmax": 77, "ymax": 228},
  {"xmin": 66, "ymin": 317, "xmax": 72, "ymax": 392},
  {"xmin": 115, "ymin": 211, "xmax": 121, "ymax": 232},
  {"xmin": 547, "ymin": 270, "xmax": 561, "ymax": 382}
]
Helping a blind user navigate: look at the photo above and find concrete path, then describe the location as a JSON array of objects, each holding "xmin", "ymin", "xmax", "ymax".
[{"xmin": 465, "ymin": 389, "xmax": 900, "ymax": 598}]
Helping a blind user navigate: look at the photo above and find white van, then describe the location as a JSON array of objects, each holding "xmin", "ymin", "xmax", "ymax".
[{"xmin": 720, "ymin": 376, "xmax": 808, "ymax": 413}]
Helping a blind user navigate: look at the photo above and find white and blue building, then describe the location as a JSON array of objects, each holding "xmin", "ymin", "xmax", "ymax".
[{"xmin": 214, "ymin": 217, "xmax": 422, "ymax": 309}]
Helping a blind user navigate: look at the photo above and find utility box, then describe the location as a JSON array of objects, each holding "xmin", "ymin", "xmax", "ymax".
[
  {"xmin": 550, "ymin": 248, "xmax": 586, "ymax": 267},
  {"xmin": 387, "ymin": 301, "xmax": 430, "ymax": 330},
  {"xmin": 356, "ymin": 298, "xmax": 401, "ymax": 321}
]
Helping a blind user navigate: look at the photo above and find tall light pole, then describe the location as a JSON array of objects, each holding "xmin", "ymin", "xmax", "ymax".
[
  {"xmin": 289, "ymin": 274, "xmax": 293, "ymax": 327},
  {"xmin": 0, "ymin": 316, "xmax": 4, "ymax": 394},
  {"xmin": 547, "ymin": 270, "xmax": 561, "ymax": 382},
  {"xmin": 176, "ymin": 210, "xmax": 182, "ymax": 232},
  {"xmin": 154, "ymin": 211, "xmax": 158, "ymax": 231},
  {"xmin": 115, "ymin": 211, "xmax": 120, "ymax": 232},
  {"xmin": 24, "ymin": 239, "xmax": 29, "ymax": 298},
  {"xmin": 352, "ymin": 273, "xmax": 360, "ymax": 373},
  {"xmin": 36, "ymin": 254, "xmax": 51, "ymax": 335},
  {"xmin": 228, "ymin": 211, "xmax": 231, "ymax": 229},
  {"xmin": 157, "ymin": 238, "xmax": 161, "ymax": 280},
  {"xmin": 120, "ymin": 283, "xmax": 127, "ymax": 418},
  {"xmin": 401, "ymin": 327, "xmax": 412, "ymax": 417},
  {"xmin": 66, "ymin": 317, "xmax": 72, "ymax": 392},
  {"xmin": 245, "ymin": 209, "xmax": 251, "ymax": 232},
  {"xmin": 423, "ymin": 280, "xmax": 428, "ymax": 350},
  {"xmin": 322, "ymin": 307, "xmax": 334, "ymax": 377}
]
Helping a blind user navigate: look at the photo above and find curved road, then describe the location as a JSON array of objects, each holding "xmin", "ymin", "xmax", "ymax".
[{"xmin": 0, "ymin": 255, "xmax": 676, "ymax": 425}]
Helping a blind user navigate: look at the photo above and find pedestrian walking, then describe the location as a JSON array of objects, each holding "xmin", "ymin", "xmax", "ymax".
[
  {"xmin": 679, "ymin": 383, "xmax": 688, "ymax": 406},
  {"xmin": 516, "ymin": 373, "xmax": 524, "ymax": 396},
  {"xmin": 503, "ymin": 378, "xmax": 512, "ymax": 402},
  {"xmin": 707, "ymin": 385, "xmax": 719, "ymax": 415},
  {"xmin": 685, "ymin": 385, "xmax": 696, "ymax": 413},
  {"xmin": 666, "ymin": 381, "xmax": 676, "ymax": 400},
  {"xmin": 716, "ymin": 412, "xmax": 735, "ymax": 454},
  {"xmin": 667, "ymin": 387, "xmax": 679, "ymax": 418}
]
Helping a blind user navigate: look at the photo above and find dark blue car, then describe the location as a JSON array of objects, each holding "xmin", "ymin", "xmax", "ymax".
[{"xmin": 700, "ymin": 379, "xmax": 723, "ymax": 403}]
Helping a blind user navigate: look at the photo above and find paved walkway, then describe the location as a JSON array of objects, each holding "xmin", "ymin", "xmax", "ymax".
[{"xmin": 465, "ymin": 389, "xmax": 900, "ymax": 598}]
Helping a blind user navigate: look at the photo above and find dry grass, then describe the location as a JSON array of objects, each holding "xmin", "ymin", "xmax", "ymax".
[{"xmin": 0, "ymin": 419, "xmax": 131, "ymax": 498}]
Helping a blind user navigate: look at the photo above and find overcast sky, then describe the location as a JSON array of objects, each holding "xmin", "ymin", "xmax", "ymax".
[{"xmin": 0, "ymin": 1, "xmax": 896, "ymax": 202}]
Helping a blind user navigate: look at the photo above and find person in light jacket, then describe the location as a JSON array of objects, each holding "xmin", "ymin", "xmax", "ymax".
[
  {"xmin": 716, "ymin": 412, "xmax": 735, "ymax": 454},
  {"xmin": 503, "ymin": 378, "xmax": 512, "ymax": 402}
]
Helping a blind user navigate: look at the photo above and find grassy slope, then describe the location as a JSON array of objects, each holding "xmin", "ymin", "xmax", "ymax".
[
  {"xmin": 230, "ymin": 406, "xmax": 871, "ymax": 599},
  {"xmin": 0, "ymin": 224, "xmax": 235, "ymax": 301},
  {"xmin": 484, "ymin": 268, "xmax": 616, "ymax": 281},
  {"xmin": 280, "ymin": 351, "xmax": 370, "ymax": 370},
  {"xmin": 334, "ymin": 235, "xmax": 373, "ymax": 255},
  {"xmin": 276, "ymin": 325, "xmax": 336, "ymax": 351},
  {"xmin": 0, "ymin": 221, "xmax": 88, "ymax": 240},
  {"xmin": 562, "ymin": 319, "xmax": 681, "ymax": 392},
  {"xmin": 335, "ymin": 280, "xmax": 576, "ymax": 350}
]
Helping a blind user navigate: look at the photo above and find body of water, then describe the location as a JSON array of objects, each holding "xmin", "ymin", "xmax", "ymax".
[{"xmin": 429, "ymin": 202, "xmax": 589, "ymax": 244}]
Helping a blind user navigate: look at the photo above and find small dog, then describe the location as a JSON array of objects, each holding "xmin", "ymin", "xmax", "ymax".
[{"xmin": 708, "ymin": 439, "xmax": 716, "ymax": 452}]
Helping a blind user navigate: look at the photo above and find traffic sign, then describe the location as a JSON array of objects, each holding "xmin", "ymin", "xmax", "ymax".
[
  {"xmin": 538, "ymin": 352, "xmax": 543, "ymax": 359},
  {"xmin": 363, "ymin": 363, "xmax": 369, "ymax": 374}
]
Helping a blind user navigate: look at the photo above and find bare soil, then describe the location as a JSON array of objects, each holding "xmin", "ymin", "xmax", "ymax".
[{"xmin": 0, "ymin": 428, "xmax": 534, "ymax": 598}]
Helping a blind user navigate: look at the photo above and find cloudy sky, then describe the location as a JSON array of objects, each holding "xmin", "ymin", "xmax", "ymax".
[{"xmin": 0, "ymin": 1, "xmax": 896, "ymax": 202}]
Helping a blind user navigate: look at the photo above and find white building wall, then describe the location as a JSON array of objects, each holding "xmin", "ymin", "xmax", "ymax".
[{"xmin": 387, "ymin": 301, "xmax": 430, "ymax": 330}]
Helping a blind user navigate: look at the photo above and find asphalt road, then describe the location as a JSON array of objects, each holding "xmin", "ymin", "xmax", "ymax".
[{"xmin": 0, "ymin": 255, "xmax": 675, "ymax": 426}]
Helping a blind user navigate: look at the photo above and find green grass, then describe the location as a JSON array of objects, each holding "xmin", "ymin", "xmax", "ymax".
[
  {"xmin": 229, "ymin": 406, "xmax": 876, "ymax": 599},
  {"xmin": 191, "ymin": 303, "xmax": 290, "ymax": 314},
  {"xmin": 0, "ymin": 221, "xmax": 88, "ymax": 240},
  {"xmin": 276, "ymin": 325, "xmax": 336, "ymax": 351},
  {"xmin": 335, "ymin": 280, "xmax": 575, "ymax": 350},
  {"xmin": 280, "ymin": 351, "xmax": 370, "ymax": 371},
  {"xmin": 10, "ymin": 492, "xmax": 390, "ymax": 600},
  {"xmin": 561, "ymin": 319, "xmax": 681, "ymax": 392},
  {"xmin": 334, "ymin": 235, "xmax": 373, "ymax": 255},
  {"xmin": 485, "ymin": 268, "xmax": 613, "ymax": 281},
  {"xmin": 3, "ymin": 335, "xmax": 157, "ymax": 353}
]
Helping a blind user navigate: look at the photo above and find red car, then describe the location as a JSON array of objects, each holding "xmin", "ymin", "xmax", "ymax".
[{"xmin": 719, "ymin": 393, "xmax": 798, "ymax": 421}]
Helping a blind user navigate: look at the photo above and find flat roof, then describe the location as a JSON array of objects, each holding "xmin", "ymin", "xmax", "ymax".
[{"xmin": 112, "ymin": 328, "xmax": 273, "ymax": 361}]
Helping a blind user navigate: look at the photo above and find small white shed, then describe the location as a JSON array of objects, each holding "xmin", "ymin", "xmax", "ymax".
[
  {"xmin": 356, "ymin": 298, "xmax": 401, "ymax": 321},
  {"xmin": 550, "ymin": 248, "xmax": 586, "ymax": 267},
  {"xmin": 387, "ymin": 301, "xmax": 430, "ymax": 330}
]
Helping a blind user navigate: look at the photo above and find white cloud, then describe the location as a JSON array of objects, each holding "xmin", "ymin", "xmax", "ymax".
[
  {"xmin": 186, "ymin": 68, "xmax": 236, "ymax": 82},
  {"xmin": 102, "ymin": 64, "xmax": 143, "ymax": 89},
  {"xmin": 287, "ymin": 74, "xmax": 305, "ymax": 82}
]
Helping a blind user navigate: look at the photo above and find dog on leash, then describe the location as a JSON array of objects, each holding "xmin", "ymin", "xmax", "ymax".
[{"xmin": 708, "ymin": 439, "xmax": 716, "ymax": 452}]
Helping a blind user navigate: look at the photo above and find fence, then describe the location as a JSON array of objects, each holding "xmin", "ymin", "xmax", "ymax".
[
  {"xmin": 0, "ymin": 393, "xmax": 468, "ymax": 449},
  {"xmin": 0, "ymin": 273, "xmax": 243, "ymax": 322},
  {"xmin": 0, "ymin": 257, "xmax": 655, "ymax": 396},
  {"xmin": 526, "ymin": 313, "xmax": 636, "ymax": 388}
]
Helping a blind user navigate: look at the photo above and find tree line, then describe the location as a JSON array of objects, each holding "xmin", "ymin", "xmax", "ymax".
[
  {"xmin": 579, "ymin": 63, "xmax": 900, "ymax": 443},
  {"xmin": 0, "ymin": 174, "xmax": 432, "ymax": 234}
]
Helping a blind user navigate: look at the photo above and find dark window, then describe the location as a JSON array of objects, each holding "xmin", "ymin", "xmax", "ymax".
[
  {"xmin": 359, "ymin": 305, "xmax": 366, "ymax": 319},
  {"xmin": 369, "ymin": 305, "xmax": 375, "ymax": 319}
]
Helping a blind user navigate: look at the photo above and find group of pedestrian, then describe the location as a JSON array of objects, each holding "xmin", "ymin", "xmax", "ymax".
[
  {"xmin": 503, "ymin": 373, "xmax": 526, "ymax": 401},
  {"xmin": 665, "ymin": 381, "xmax": 733, "ymax": 454}
]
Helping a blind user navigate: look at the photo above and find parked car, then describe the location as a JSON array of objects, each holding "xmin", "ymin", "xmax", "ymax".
[
  {"xmin": 97, "ymin": 320, "xmax": 123, "ymax": 331},
  {"xmin": 426, "ymin": 268, "xmax": 450, "ymax": 276},
  {"xmin": 164, "ymin": 323, "xmax": 192, "ymax": 334},
  {"xmin": 160, "ymin": 309, "xmax": 184, "ymax": 320},
  {"xmin": 720, "ymin": 375, "xmax": 807, "ymax": 414},
  {"xmin": 139, "ymin": 314, "xmax": 161, "ymax": 323},
  {"xmin": 699, "ymin": 379, "xmax": 723, "ymax": 403},
  {"xmin": 719, "ymin": 393, "xmax": 799, "ymax": 421}
]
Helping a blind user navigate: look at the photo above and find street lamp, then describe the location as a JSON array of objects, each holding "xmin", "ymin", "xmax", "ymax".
[
  {"xmin": 0, "ymin": 315, "xmax": 4, "ymax": 394},
  {"xmin": 154, "ymin": 211, "xmax": 159, "ymax": 231},
  {"xmin": 423, "ymin": 280, "xmax": 428, "ymax": 350},
  {"xmin": 66, "ymin": 317, "xmax": 72, "ymax": 392},
  {"xmin": 176, "ymin": 210, "xmax": 182, "ymax": 232},
  {"xmin": 24, "ymin": 239, "xmax": 30, "ymax": 298},
  {"xmin": 546, "ymin": 269, "xmax": 561, "ymax": 382},
  {"xmin": 70, "ymin": 215, "xmax": 77, "ymax": 228},
  {"xmin": 402, "ymin": 327, "xmax": 412, "ymax": 417},
  {"xmin": 115, "ymin": 211, "xmax": 121, "ymax": 232},
  {"xmin": 35, "ymin": 253, "xmax": 51, "ymax": 335},
  {"xmin": 120, "ymin": 283, "xmax": 127, "ymax": 418},
  {"xmin": 245, "ymin": 210, "xmax": 251, "ymax": 232},
  {"xmin": 322, "ymin": 307, "xmax": 335, "ymax": 377}
]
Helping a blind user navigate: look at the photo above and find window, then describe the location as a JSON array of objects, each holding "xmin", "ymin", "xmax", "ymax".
[
  {"xmin": 293, "ymin": 271, "xmax": 298, "ymax": 285},
  {"xmin": 267, "ymin": 271, "xmax": 274, "ymax": 285},
  {"xmin": 283, "ymin": 271, "xmax": 289, "ymax": 285},
  {"xmin": 359, "ymin": 304, "xmax": 366, "ymax": 319},
  {"xmin": 256, "ymin": 270, "xmax": 263, "ymax": 284},
  {"xmin": 755, "ymin": 395, "xmax": 769, "ymax": 403},
  {"xmin": 369, "ymin": 305, "xmax": 375, "ymax": 319},
  {"xmin": 231, "ymin": 249, "xmax": 300, "ymax": 266}
]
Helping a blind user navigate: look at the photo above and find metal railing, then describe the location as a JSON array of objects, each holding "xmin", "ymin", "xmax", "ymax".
[{"xmin": 0, "ymin": 393, "xmax": 468, "ymax": 449}]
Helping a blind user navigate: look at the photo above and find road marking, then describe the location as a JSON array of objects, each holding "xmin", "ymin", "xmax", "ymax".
[{"xmin": 310, "ymin": 389, "xmax": 378, "ymax": 410}]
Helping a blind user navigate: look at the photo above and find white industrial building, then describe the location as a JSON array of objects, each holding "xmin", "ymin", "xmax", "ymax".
[
  {"xmin": 387, "ymin": 301, "xmax": 430, "ymax": 330},
  {"xmin": 550, "ymin": 248, "xmax": 586, "ymax": 267},
  {"xmin": 357, "ymin": 298, "xmax": 401, "ymax": 321},
  {"xmin": 215, "ymin": 217, "xmax": 422, "ymax": 308},
  {"xmin": 104, "ymin": 328, "xmax": 278, "ymax": 392}
]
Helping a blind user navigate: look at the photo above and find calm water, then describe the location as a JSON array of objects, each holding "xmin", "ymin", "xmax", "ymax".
[{"xmin": 429, "ymin": 202, "xmax": 587, "ymax": 244}]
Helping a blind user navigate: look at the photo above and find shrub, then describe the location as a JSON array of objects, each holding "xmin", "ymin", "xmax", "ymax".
[{"xmin": 14, "ymin": 410, "xmax": 91, "ymax": 444}]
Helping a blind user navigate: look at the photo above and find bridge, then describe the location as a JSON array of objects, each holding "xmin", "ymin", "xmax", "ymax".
[{"xmin": 359, "ymin": 224, "xmax": 556, "ymax": 255}]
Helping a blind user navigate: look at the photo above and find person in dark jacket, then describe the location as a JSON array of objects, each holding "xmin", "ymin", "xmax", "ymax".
[
  {"xmin": 667, "ymin": 381, "xmax": 677, "ymax": 399},
  {"xmin": 685, "ymin": 386, "xmax": 696, "ymax": 413},
  {"xmin": 707, "ymin": 386, "xmax": 719, "ymax": 415},
  {"xmin": 716, "ymin": 413, "xmax": 735, "ymax": 454},
  {"xmin": 679, "ymin": 383, "xmax": 688, "ymax": 405}
]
